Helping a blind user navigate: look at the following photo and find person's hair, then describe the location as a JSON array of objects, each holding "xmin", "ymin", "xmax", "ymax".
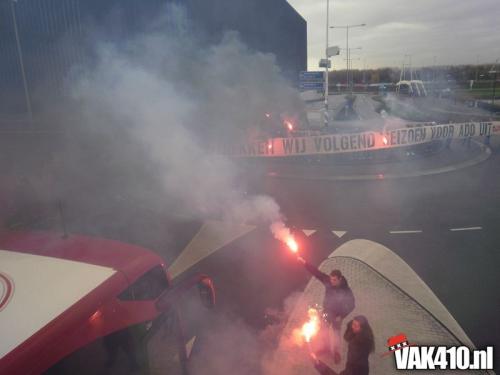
[
  {"xmin": 329, "ymin": 269, "xmax": 349, "ymax": 288},
  {"xmin": 345, "ymin": 315, "xmax": 375, "ymax": 353},
  {"xmin": 329, "ymin": 269, "xmax": 342, "ymax": 278}
]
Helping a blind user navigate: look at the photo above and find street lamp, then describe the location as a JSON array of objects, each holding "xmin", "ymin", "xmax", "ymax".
[
  {"xmin": 330, "ymin": 23, "xmax": 366, "ymax": 94},
  {"xmin": 404, "ymin": 54, "xmax": 413, "ymax": 80},
  {"xmin": 10, "ymin": 0, "xmax": 32, "ymax": 121},
  {"xmin": 344, "ymin": 47, "xmax": 361, "ymax": 94},
  {"xmin": 324, "ymin": 0, "xmax": 331, "ymax": 128},
  {"xmin": 488, "ymin": 58, "xmax": 499, "ymax": 106}
]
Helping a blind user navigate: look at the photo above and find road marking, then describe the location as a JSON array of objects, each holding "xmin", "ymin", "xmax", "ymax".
[
  {"xmin": 302, "ymin": 230, "xmax": 316, "ymax": 237},
  {"xmin": 449, "ymin": 226, "xmax": 482, "ymax": 232},
  {"xmin": 332, "ymin": 230, "xmax": 347, "ymax": 238},
  {"xmin": 168, "ymin": 221, "xmax": 256, "ymax": 279},
  {"xmin": 389, "ymin": 230, "xmax": 423, "ymax": 234},
  {"xmin": 186, "ymin": 336, "xmax": 196, "ymax": 358}
]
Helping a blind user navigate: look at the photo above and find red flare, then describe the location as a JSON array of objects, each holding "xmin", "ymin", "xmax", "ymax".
[
  {"xmin": 286, "ymin": 237, "xmax": 298, "ymax": 253},
  {"xmin": 301, "ymin": 308, "xmax": 320, "ymax": 343}
]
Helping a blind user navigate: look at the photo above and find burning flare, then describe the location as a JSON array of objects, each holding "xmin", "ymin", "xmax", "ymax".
[
  {"xmin": 286, "ymin": 237, "xmax": 298, "ymax": 253},
  {"xmin": 301, "ymin": 308, "xmax": 320, "ymax": 343}
]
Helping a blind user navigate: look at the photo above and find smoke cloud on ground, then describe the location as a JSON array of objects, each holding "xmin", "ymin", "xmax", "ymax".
[
  {"xmin": 185, "ymin": 291, "xmax": 307, "ymax": 375},
  {"xmin": 14, "ymin": 5, "xmax": 306, "ymax": 373}
]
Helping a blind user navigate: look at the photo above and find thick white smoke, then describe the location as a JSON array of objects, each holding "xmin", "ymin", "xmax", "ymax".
[
  {"xmin": 62, "ymin": 4, "xmax": 301, "ymax": 236},
  {"xmin": 269, "ymin": 220, "xmax": 294, "ymax": 244}
]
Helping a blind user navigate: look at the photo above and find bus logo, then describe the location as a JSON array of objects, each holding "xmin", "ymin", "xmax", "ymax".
[{"xmin": 0, "ymin": 271, "xmax": 14, "ymax": 311}]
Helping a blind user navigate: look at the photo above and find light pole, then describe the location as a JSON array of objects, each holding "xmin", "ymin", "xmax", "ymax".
[
  {"xmin": 347, "ymin": 47, "xmax": 361, "ymax": 95},
  {"xmin": 330, "ymin": 23, "xmax": 366, "ymax": 94},
  {"xmin": 475, "ymin": 55, "xmax": 480, "ymax": 82},
  {"xmin": 404, "ymin": 54, "xmax": 413, "ymax": 81},
  {"xmin": 324, "ymin": 0, "xmax": 330, "ymax": 128},
  {"xmin": 489, "ymin": 58, "xmax": 499, "ymax": 106},
  {"xmin": 362, "ymin": 58, "xmax": 367, "ymax": 85},
  {"xmin": 10, "ymin": 0, "xmax": 32, "ymax": 121}
]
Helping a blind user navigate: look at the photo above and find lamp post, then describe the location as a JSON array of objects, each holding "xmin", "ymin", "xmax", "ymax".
[
  {"xmin": 475, "ymin": 55, "xmax": 479, "ymax": 82},
  {"xmin": 330, "ymin": 23, "xmax": 366, "ymax": 94},
  {"xmin": 347, "ymin": 47, "xmax": 361, "ymax": 95},
  {"xmin": 324, "ymin": 0, "xmax": 330, "ymax": 128},
  {"xmin": 10, "ymin": 0, "xmax": 32, "ymax": 121},
  {"xmin": 489, "ymin": 58, "xmax": 499, "ymax": 106},
  {"xmin": 404, "ymin": 54, "xmax": 413, "ymax": 81}
]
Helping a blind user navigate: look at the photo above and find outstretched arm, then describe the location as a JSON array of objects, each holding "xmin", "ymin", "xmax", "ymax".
[{"xmin": 297, "ymin": 256, "xmax": 330, "ymax": 284}]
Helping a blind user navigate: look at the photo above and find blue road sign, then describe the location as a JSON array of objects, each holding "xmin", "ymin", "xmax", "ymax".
[
  {"xmin": 299, "ymin": 71, "xmax": 324, "ymax": 81},
  {"xmin": 299, "ymin": 81, "xmax": 324, "ymax": 91}
]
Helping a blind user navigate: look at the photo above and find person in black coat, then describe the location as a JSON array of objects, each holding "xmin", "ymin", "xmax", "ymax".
[
  {"xmin": 297, "ymin": 256, "xmax": 355, "ymax": 362},
  {"xmin": 310, "ymin": 315, "xmax": 374, "ymax": 375}
]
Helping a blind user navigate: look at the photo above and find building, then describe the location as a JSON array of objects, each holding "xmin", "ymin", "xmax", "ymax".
[{"xmin": 0, "ymin": 0, "xmax": 306, "ymax": 117}]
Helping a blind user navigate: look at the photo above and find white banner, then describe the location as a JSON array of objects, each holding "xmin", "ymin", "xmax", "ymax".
[{"xmin": 220, "ymin": 121, "xmax": 500, "ymax": 158}]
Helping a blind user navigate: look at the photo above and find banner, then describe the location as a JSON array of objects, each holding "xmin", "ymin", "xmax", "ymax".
[{"xmin": 220, "ymin": 121, "xmax": 500, "ymax": 158}]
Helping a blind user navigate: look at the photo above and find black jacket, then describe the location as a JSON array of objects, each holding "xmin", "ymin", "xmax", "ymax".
[
  {"xmin": 342, "ymin": 329, "xmax": 371, "ymax": 375},
  {"xmin": 303, "ymin": 261, "xmax": 355, "ymax": 321}
]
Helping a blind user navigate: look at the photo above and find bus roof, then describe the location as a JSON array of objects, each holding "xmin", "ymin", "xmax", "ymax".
[
  {"xmin": 0, "ymin": 231, "xmax": 167, "ymax": 280},
  {"xmin": 0, "ymin": 231, "xmax": 168, "ymax": 374}
]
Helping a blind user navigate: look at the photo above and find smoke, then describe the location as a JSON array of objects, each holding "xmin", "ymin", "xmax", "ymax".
[
  {"xmin": 269, "ymin": 220, "xmax": 293, "ymax": 244},
  {"xmin": 4, "ymin": 4, "xmax": 305, "ymax": 372},
  {"xmin": 185, "ymin": 291, "xmax": 306, "ymax": 375},
  {"xmin": 22, "ymin": 3, "xmax": 303, "ymax": 241}
]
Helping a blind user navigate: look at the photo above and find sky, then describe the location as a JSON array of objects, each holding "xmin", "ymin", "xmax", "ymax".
[{"xmin": 287, "ymin": 0, "xmax": 500, "ymax": 71}]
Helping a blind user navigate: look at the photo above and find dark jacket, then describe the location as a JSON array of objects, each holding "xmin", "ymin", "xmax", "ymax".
[
  {"xmin": 341, "ymin": 329, "xmax": 371, "ymax": 375},
  {"xmin": 303, "ymin": 262, "xmax": 355, "ymax": 322}
]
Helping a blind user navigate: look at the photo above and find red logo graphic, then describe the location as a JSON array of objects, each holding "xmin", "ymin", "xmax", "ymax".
[
  {"xmin": 0, "ymin": 271, "xmax": 14, "ymax": 311},
  {"xmin": 382, "ymin": 333, "xmax": 413, "ymax": 357}
]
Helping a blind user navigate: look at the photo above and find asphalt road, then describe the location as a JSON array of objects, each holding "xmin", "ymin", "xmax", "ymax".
[
  {"xmin": 2, "ymin": 101, "xmax": 498, "ymax": 372},
  {"xmin": 182, "ymin": 145, "xmax": 500, "ymax": 371}
]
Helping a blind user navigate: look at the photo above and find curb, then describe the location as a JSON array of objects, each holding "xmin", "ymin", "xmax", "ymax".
[{"xmin": 267, "ymin": 141, "xmax": 491, "ymax": 182}]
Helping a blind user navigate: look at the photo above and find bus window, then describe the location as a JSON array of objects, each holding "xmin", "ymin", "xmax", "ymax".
[{"xmin": 119, "ymin": 265, "xmax": 169, "ymax": 301}]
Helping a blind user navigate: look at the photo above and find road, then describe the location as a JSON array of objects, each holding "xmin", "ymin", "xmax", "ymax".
[
  {"xmin": 2, "ymin": 101, "xmax": 498, "ymax": 372},
  {"xmin": 181, "ymin": 142, "xmax": 500, "ymax": 372}
]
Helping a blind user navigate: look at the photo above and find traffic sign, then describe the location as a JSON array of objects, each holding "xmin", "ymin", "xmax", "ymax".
[
  {"xmin": 299, "ymin": 81, "xmax": 324, "ymax": 91},
  {"xmin": 319, "ymin": 59, "xmax": 331, "ymax": 68},
  {"xmin": 299, "ymin": 71, "xmax": 324, "ymax": 81}
]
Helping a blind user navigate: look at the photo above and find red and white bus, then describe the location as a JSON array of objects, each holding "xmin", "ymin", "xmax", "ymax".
[{"xmin": 0, "ymin": 230, "xmax": 215, "ymax": 375}]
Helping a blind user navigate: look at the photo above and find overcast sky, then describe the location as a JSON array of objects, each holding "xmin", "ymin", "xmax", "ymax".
[{"xmin": 287, "ymin": 0, "xmax": 500, "ymax": 71}]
